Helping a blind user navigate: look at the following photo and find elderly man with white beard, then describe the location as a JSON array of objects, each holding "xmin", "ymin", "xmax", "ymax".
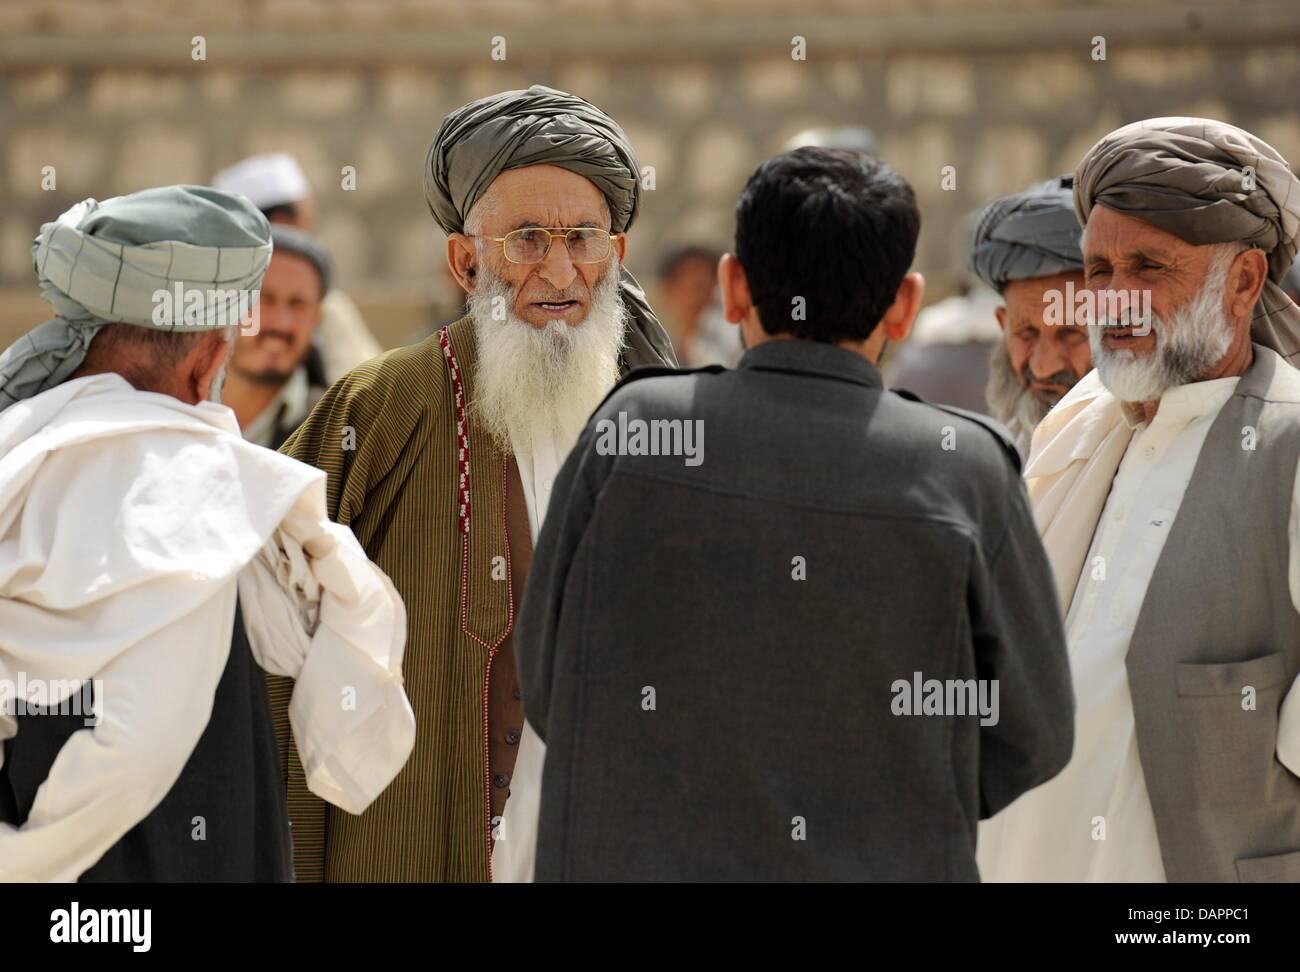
[
  {"xmin": 972, "ymin": 176, "xmax": 1089, "ymax": 457},
  {"xmin": 268, "ymin": 85, "xmax": 676, "ymax": 882},
  {"xmin": 978, "ymin": 118, "xmax": 1300, "ymax": 883}
]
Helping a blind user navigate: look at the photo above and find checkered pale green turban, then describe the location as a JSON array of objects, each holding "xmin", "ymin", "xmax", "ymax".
[{"xmin": 0, "ymin": 185, "xmax": 271, "ymax": 410}]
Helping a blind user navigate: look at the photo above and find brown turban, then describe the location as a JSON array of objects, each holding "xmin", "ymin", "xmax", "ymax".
[{"xmin": 1074, "ymin": 117, "xmax": 1300, "ymax": 360}]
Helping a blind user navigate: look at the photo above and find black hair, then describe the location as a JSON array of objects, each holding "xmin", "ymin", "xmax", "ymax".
[{"xmin": 733, "ymin": 147, "xmax": 920, "ymax": 343}]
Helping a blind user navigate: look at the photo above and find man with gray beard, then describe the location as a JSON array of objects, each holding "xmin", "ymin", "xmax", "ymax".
[
  {"xmin": 971, "ymin": 176, "xmax": 1089, "ymax": 457},
  {"xmin": 978, "ymin": 118, "xmax": 1300, "ymax": 883},
  {"xmin": 267, "ymin": 86, "xmax": 675, "ymax": 883}
]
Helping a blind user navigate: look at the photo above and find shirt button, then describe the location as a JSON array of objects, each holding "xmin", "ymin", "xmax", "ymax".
[
  {"xmin": 493, "ymin": 773, "xmax": 510, "ymax": 788},
  {"xmin": 1112, "ymin": 505, "xmax": 1125, "ymax": 522},
  {"xmin": 1143, "ymin": 445, "xmax": 1155, "ymax": 459},
  {"xmin": 543, "ymin": 479, "xmax": 552, "ymax": 491},
  {"xmin": 505, "ymin": 729, "xmax": 521, "ymax": 745},
  {"xmin": 513, "ymin": 687, "xmax": 522, "ymax": 700}
]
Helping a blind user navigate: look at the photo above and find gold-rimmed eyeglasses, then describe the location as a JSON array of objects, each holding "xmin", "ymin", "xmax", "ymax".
[{"xmin": 470, "ymin": 227, "xmax": 620, "ymax": 265}]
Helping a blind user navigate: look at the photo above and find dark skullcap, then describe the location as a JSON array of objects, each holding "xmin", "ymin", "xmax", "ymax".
[
  {"xmin": 424, "ymin": 84, "xmax": 676, "ymax": 370},
  {"xmin": 1074, "ymin": 117, "xmax": 1300, "ymax": 361},
  {"xmin": 270, "ymin": 225, "xmax": 332, "ymax": 297},
  {"xmin": 970, "ymin": 175, "xmax": 1084, "ymax": 292}
]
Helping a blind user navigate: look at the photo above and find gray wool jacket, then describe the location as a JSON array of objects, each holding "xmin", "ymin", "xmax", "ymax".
[{"xmin": 514, "ymin": 338, "xmax": 1074, "ymax": 882}]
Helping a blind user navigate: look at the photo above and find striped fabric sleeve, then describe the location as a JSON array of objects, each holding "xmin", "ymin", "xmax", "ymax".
[
  {"xmin": 281, "ymin": 347, "xmax": 424, "ymax": 526},
  {"xmin": 268, "ymin": 338, "xmax": 439, "ymax": 880}
]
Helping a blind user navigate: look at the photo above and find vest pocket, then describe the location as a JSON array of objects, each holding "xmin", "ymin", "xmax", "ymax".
[
  {"xmin": 1173, "ymin": 652, "xmax": 1287, "ymax": 806},
  {"xmin": 1236, "ymin": 848, "xmax": 1300, "ymax": 882},
  {"xmin": 1176, "ymin": 653, "xmax": 1286, "ymax": 697}
]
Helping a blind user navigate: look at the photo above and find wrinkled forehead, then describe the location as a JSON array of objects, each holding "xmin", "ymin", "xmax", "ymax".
[
  {"xmin": 1081, "ymin": 204, "xmax": 1196, "ymax": 261},
  {"xmin": 477, "ymin": 164, "xmax": 610, "ymax": 231},
  {"xmin": 1002, "ymin": 270, "xmax": 1088, "ymax": 321},
  {"xmin": 1003, "ymin": 271, "xmax": 1086, "ymax": 328}
]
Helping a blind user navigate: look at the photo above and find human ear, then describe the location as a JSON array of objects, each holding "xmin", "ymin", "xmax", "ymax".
[
  {"xmin": 718, "ymin": 253, "xmax": 753, "ymax": 325},
  {"xmin": 880, "ymin": 272, "xmax": 926, "ymax": 343},
  {"xmin": 447, "ymin": 234, "xmax": 479, "ymax": 293},
  {"xmin": 192, "ymin": 331, "xmax": 233, "ymax": 404}
]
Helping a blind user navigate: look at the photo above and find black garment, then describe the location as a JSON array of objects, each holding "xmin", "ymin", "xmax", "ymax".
[
  {"xmin": 0, "ymin": 600, "xmax": 292, "ymax": 882},
  {"xmin": 265, "ymin": 347, "xmax": 329, "ymax": 452},
  {"xmin": 516, "ymin": 339, "xmax": 1073, "ymax": 882}
]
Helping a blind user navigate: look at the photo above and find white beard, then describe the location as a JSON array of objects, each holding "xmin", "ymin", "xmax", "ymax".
[
  {"xmin": 208, "ymin": 362, "xmax": 228, "ymax": 404},
  {"xmin": 986, "ymin": 343, "xmax": 1055, "ymax": 454},
  {"xmin": 207, "ymin": 327, "xmax": 238, "ymax": 404},
  {"xmin": 468, "ymin": 263, "xmax": 627, "ymax": 454},
  {"xmin": 1089, "ymin": 255, "xmax": 1234, "ymax": 405}
]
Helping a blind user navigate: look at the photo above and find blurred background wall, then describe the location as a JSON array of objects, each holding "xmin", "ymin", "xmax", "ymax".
[{"xmin": 2, "ymin": 0, "xmax": 1299, "ymax": 351}]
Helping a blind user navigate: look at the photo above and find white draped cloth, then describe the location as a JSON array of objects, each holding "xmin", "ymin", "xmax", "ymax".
[
  {"xmin": 0, "ymin": 374, "xmax": 415, "ymax": 881},
  {"xmin": 978, "ymin": 365, "xmax": 1300, "ymax": 881}
]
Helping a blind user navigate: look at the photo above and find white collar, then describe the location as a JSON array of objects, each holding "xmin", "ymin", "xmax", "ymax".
[{"xmin": 1118, "ymin": 375, "xmax": 1241, "ymax": 431}]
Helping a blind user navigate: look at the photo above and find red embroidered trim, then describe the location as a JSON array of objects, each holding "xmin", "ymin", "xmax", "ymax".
[
  {"xmin": 442, "ymin": 327, "xmax": 471, "ymax": 538},
  {"xmin": 441, "ymin": 327, "xmax": 515, "ymax": 882}
]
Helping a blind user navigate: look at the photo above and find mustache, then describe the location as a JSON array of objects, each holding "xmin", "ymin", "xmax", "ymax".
[
  {"xmin": 1092, "ymin": 309, "xmax": 1155, "ymax": 337},
  {"xmin": 471, "ymin": 258, "xmax": 619, "ymax": 316},
  {"xmin": 1020, "ymin": 363, "xmax": 1077, "ymax": 396},
  {"xmin": 251, "ymin": 330, "xmax": 296, "ymax": 344},
  {"xmin": 520, "ymin": 282, "xmax": 590, "ymax": 302}
]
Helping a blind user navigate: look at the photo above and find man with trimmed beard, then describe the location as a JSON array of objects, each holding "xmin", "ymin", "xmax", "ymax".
[
  {"xmin": 212, "ymin": 152, "xmax": 384, "ymax": 383},
  {"xmin": 972, "ymin": 176, "xmax": 1089, "ymax": 456},
  {"xmin": 222, "ymin": 226, "xmax": 331, "ymax": 449},
  {"xmin": 978, "ymin": 118, "xmax": 1300, "ymax": 883},
  {"xmin": 268, "ymin": 85, "xmax": 675, "ymax": 882}
]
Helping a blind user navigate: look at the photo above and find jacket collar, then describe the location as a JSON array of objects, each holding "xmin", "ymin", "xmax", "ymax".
[{"xmin": 737, "ymin": 339, "xmax": 883, "ymax": 390}]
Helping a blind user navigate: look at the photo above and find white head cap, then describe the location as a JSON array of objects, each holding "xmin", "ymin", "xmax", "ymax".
[{"xmin": 211, "ymin": 152, "xmax": 311, "ymax": 210}]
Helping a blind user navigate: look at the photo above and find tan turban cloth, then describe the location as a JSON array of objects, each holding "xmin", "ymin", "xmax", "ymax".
[
  {"xmin": 424, "ymin": 84, "xmax": 677, "ymax": 371},
  {"xmin": 1074, "ymin": 117, "xmax": 1300, "ymax": 361}
]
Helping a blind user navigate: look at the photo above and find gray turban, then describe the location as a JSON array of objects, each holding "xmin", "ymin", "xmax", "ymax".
[
  {"xmin": 970, "ymin": 175, "xmax": 1083, "ymax": 291},
  {"xmin": 1075, "ymin": 117, "xmax": 1300, "ymax": 361},
  {"xmin": 0, "ymin": 185, "xmax": 271, "ymax": 410},
  {"xmin": 424, "ymin": 84, "xmax": 677, "ymax": 371}
]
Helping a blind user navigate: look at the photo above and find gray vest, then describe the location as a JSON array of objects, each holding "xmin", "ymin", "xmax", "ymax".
[{"xmin": 1128, "ymin": 344, "xmax": 1300, "ymax": 882}]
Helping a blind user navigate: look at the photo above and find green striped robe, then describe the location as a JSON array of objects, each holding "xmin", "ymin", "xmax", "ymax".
[{"xmin": 267, "ymin": 316, "xmax": 520, "ymax": 882}]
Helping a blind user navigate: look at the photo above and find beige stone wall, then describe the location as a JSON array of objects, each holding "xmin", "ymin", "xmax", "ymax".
[{"xmin": 2, "ymin": 0, "xmax": 1299, "ymax": 348}]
